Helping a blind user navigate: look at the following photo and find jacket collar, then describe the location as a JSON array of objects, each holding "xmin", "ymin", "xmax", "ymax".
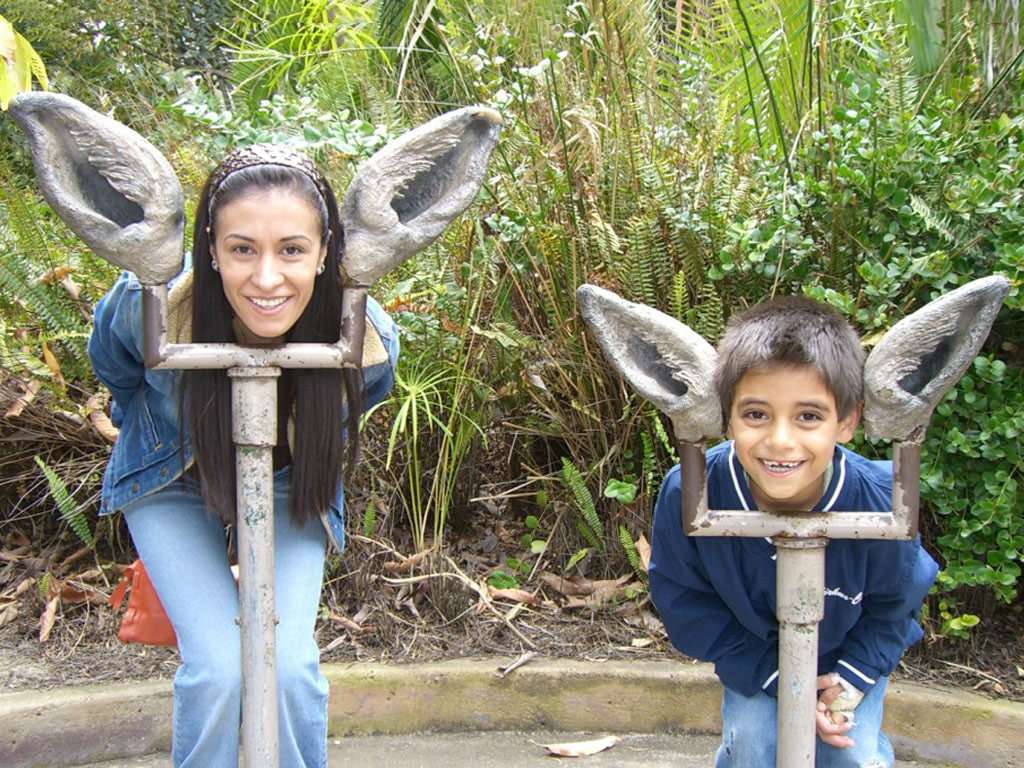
[{"xmin": 725, "ymin": 442, "xmax": 848, "ymax": 513}]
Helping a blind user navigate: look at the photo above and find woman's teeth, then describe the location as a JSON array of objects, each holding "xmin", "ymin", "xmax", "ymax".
[{"xmin": 250, "ymin": 297, "xmax": 285, "ymax": 309}]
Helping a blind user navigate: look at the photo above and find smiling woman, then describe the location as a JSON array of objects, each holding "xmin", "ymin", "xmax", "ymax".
[
  {"xmin": 87, "ymin": 144, "xmax": 401, "ymax": 768},
  {"xmin": 211, "ymin": 189, "xmax": 328, "ymax": 342}
]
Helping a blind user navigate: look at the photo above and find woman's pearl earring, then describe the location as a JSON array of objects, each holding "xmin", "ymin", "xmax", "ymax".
[
  {"xmin": 211, "ymin": 259, "xmax": 220, "ymax": 273},
  {"xmin": 316, "ymin": 262, "xmax": 325, "ymax": 275}
]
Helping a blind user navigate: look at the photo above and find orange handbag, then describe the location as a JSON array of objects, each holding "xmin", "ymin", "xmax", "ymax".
[{"xmin": 109, "ymin": 559, "xmax": 178, "ymax": 648}]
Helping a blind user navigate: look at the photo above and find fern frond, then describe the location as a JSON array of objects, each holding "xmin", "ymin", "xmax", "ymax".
[
  {"xmin": 362, "ymin": 499, "xmax": 377, "ymax": 538},
  {"xmin": 650, "ymin": 409, "xmax": 679, "ymax": 464},
  {"xmin": 577, "ymin": 519, "xmax": 602, "ymax": 551},
  {"xmin": 624, "ymin": 214, "xmax": 670, "ymax": 306},
  {"xmin": 691, "ymin": 281, "xmax": 725, "ymax": 342},
  {"xmin": 33, "ymin": 455, "xmax": 94, "ymax": 548},
  {"xmin": 0, "ymin": 252, "xmax": 89, "ymax": 368},
  {"xmin": 639, "ymin": 429, "xmax": 660, "ymax": 494},
  {"xmin": 560, "ymin": 456, "xmax": 603, "ymax": 551},
  {"xmin": 669, "ymin": 267, "xmax": 690, "ymax": 321},
  {"xmin": 0, "ymin": 318, "xmax": 53, "ymax": 380},
  {"xmin": 619, "ymin": 524, "xmax": 647, "ymax": 583},
  {"xmin": 910, "ymin": 194, "xmax": 961, "ymax": 247},
  {"xmin": 586, "ymin": 209, "xmax": 622, "ymax": 273},
  {"xmin": 565, "ymin": 547, "xmax": 590, "ymax": 573}
]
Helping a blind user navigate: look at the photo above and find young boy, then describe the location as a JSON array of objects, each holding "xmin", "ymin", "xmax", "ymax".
[{"xmin": 648, "ymin": 296, "xmax": 938, "ymax": 768}]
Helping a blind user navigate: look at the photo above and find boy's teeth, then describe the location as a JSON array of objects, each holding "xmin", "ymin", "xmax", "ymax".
[{"xmin": 764, "ymin": 460, "xmax": 799, "ymax": 470}]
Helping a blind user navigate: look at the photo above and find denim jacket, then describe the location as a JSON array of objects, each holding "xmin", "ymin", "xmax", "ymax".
[{"xmin": 87, "ymin": 269, "xmax": 399, "ymax": 551}]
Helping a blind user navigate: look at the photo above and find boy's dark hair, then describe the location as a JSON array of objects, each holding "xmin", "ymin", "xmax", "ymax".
[{"xmin": 714, "ymin": 296, "xmax": 864, "ymax": 427}]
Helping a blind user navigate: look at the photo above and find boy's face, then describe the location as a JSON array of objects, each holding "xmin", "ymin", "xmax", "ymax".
[{"xmin": 726, "ymin": 364, "xmax": 859, "ymax": 513}]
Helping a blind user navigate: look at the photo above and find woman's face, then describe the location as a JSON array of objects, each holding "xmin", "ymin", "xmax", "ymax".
[{"xmin": 210, "ymin": 188, "xmax": 327, "ymax": 340}]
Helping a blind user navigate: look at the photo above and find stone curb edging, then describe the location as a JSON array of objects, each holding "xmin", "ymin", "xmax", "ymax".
[{"xmin": 2, "ymin": 659, "xmax": 1022, "ymax": 768}]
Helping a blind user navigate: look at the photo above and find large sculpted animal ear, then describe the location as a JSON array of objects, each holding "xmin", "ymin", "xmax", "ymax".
[
  {"xmin": 863, "ymin": 275, "xmax": 1011, "ymax": 439},
  {"xmin": 577, "ymin": 284, "xmax": 722, "ymax": 442},
  {"xmin": 339, "ymin": 106, "xmax": 502, "ymax": 285},
  {"xmin": 9, "ymin": 92, "xmax": 185, "ymax": 285}
]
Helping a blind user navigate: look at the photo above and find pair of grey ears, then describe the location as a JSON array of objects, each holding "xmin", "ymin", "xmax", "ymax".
[
  {"xmin": 8, "ymin": 92, "xmax": 503, "ymax": 288},
  {"xmin": 577, "ymin": 277, "xmax": 1010, "ymax": 443}
]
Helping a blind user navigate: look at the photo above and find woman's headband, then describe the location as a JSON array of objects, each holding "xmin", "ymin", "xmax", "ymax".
[{"xmin": 207, "ymin": 144, "xmax": 331, "ymax": 219}]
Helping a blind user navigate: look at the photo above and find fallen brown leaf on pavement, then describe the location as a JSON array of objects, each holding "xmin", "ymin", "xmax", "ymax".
[
  {"xmin": 540, "ymin": 735, "xmax": 621, "ymax": 757},
  {"xmin": 495, "ymin": 650, "xmax": 537, "ymax": 678}
]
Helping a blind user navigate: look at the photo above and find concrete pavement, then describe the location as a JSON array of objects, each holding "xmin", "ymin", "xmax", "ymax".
[
  {"xmin": 74, "ymin": 731, "xmax": 938, "ymax": 767},
  {"xmin": 3, "ymin": 658, "xmax": 1023, "ymax": 767}
]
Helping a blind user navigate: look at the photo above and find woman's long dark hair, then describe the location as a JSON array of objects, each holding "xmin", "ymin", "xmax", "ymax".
[{"xmin": 187, "ymin": 163, "xmax": 364, "ymax": 526}]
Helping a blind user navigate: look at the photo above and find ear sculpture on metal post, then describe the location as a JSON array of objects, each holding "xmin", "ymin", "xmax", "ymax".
[
  {"xmin": 10, "ymin": 90, "xmax": 501, "ymax": 768},
  {"xmin": 578, "ymin": 276, "xmax": 1009, "ymax": 768}
]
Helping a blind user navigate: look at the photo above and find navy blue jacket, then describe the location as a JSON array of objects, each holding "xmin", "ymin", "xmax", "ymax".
[{"xmin": 649, "ymin": 441, "xmax": 938, "ymax": 697}]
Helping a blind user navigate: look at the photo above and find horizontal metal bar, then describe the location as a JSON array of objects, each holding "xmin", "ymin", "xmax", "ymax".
[
  {"xmin": 687, "ymin": 509, "xmax": 912, "ymax": 539},
  {"xmin": 150, "ymin": 342, "xmax": 360, "ymax": 370}
]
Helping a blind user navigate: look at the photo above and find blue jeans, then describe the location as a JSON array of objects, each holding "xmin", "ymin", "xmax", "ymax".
[
  {"xmin": 123, "ymin": 471, "xmax": 329, "ymax": 768},
  {"xmin": 715, "ymin": 677, "xmax": 894, "ymax": 768}
]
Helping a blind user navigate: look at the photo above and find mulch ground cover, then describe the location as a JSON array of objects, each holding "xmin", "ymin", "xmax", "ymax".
[{"xmin": 2, "ymin": 501, "xmax": 1023, "ymax": 703}]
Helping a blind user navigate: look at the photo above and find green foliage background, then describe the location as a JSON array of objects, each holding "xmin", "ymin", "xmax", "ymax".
[{"xmin": 1, "ymin": 0, "xmax": 1022, "ymax": 641}]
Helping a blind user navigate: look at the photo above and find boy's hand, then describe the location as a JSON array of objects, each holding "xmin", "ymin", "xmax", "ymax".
[{"xmin": 815, "ymin": 674, "xmax": 855, "ymax": 749}]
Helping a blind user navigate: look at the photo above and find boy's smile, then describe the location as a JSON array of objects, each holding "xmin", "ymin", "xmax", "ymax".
[{"xmin": 726, "ymin": 364, "xmax": 859, "ymax": 512}]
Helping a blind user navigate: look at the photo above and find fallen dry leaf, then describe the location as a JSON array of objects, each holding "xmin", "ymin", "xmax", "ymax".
[
  {"xmin": 86, "ymin": 392, "xmax": 120, "ymax": 442},
  {"xmin": 59, "ymin": 583, "xmax": 108, "ymax": 606},
  {"xmin": 634, "ymin": 534, "xmax": 651, "ymax": 573},
  {"xmin": 383, "ymin": 549, "xmax": 431, "ymax": 574},
  {"xmin": 495, "ymin": 651, "xmax": 537, "ymax": 678},
  {"xmin": 4, "ymin": 379, "xmax": 40, "ymax": 419},
  {"xmin": 12, "ymin": 577, "xmax": 36, "ymax": 598},
  {"xmin": 330, "ymin": 613, "xmax": 375, "ymax": 633},
  {"xmin": 552, "ymin": 574, "xmax": 640, "ymax": 609},
  {"xmin": 41, "ymin": 342, "xmax": 65, "ymax": 389},
  {"xmin": 38, "ymin": 595, "xmax": 59, "ymax": 642},
  {"xmin": 0, "ymin": 603, "xmax": 19, "ymax": 629},
  {"xmin": 38, "ymin": 266, "xmax": 74, "ymax": 284},
  {"xmin": 540, "ymin": 572, "xmax": 631, "ymax": 598},
  {"xmin": 486, "ymin": 586, "xmax": 541, "ymax": 605},
  {"xmin": 541, "ymin": 735, "xmax": 621, "ymax": 757},
  {"xmin": 624, "ymin": 609, "xmax": 665, "ymax": 636},
  {"xmin": 351, "ymin": 604, "xmax": 374, "ymax": 625}
]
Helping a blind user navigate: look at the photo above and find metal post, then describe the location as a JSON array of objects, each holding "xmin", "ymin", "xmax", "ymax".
[
  {"xmin": 230, "ymin": 366, "xmax": 281, "ymax": 768},
  {"xmin": 773, "ymin": 536, "xmax": 827, "ymax": 767}
]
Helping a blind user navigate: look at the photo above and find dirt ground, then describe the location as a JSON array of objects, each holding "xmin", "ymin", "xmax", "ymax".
[{"xmin": 2, "ymin": 505, "xmax": 1023, "ymax": 704}]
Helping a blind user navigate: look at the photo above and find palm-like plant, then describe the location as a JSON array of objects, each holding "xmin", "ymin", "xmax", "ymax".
[{"xmin": 222, "ymin": 0, "xmax": 381, "ymax": 107}]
